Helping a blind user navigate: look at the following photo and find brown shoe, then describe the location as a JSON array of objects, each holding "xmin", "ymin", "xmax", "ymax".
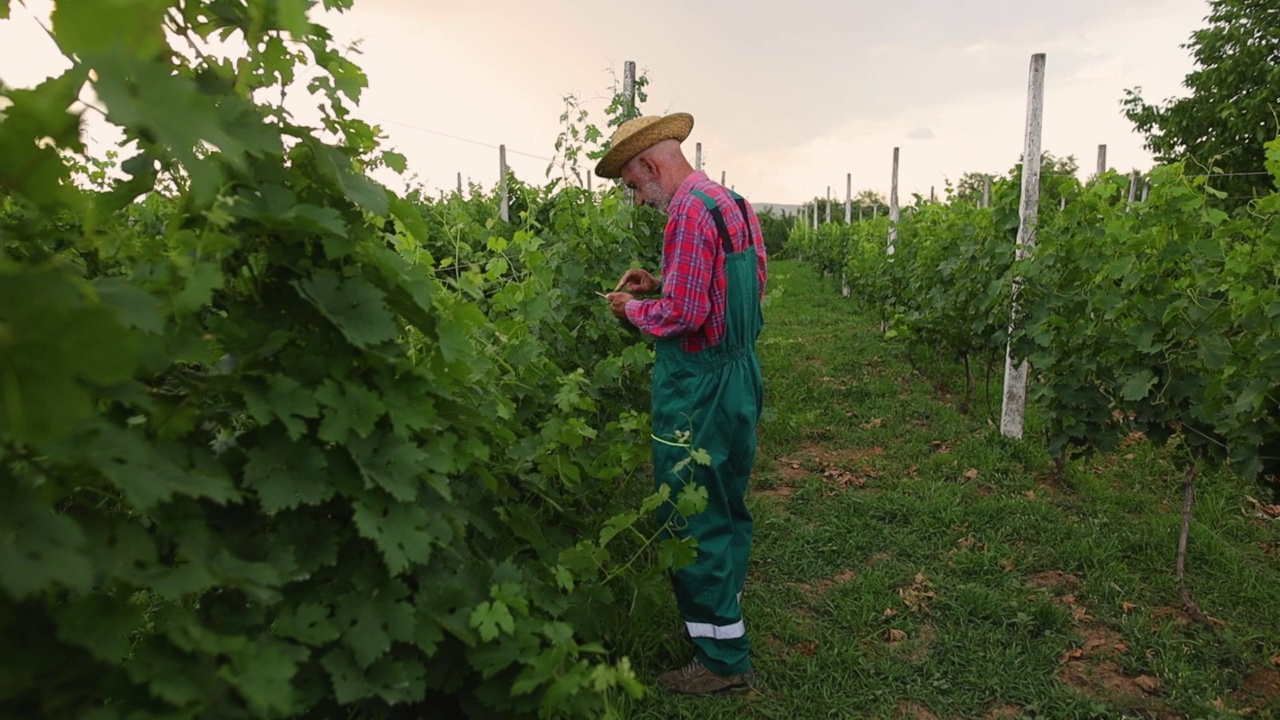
[{"xmin": 656, "ymin": 658, "xmax": 755, "ymax": 696}]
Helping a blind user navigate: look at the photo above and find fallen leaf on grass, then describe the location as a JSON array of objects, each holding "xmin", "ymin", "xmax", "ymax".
[
  {"xmin": 899, "ymin": 574, "xmax": 936, "ymax": 614},
  {"xmin": 1000, "ymin": 558, "xmax": 1017, "ymax": 572},
  {"xmin": 963, "ymin": 468, "xmax": 979, "ymax": 480},
  {"xmin": 1271, "ymin": 655, "xmax": 1280, "ymax": 667},
  {"xmin": 886, "ymin": 628, "xmax": 907, "ymax": 643},
  {"xmin": 1114, "ymin": 642, "xmax": 1129, "ymax": 653},
  {"xmin": 883, "ymin": 608, "xmax": 899, "ymax": 620},
  {"xmin": 1024, "ymin": 489, "xmax": 1037, "ymax": 500},
  {"xmin": 1122, "ymin": 602, "xmax": 1138, "ymax": 614},
  {"xmin": 1061, "ymin": 648, "xmax": 1085, "ymax": 662},
  {"xmin": 861, "ymin": 417, "xmax": 884, "ymax": 430},
  {"xmin": 797, "ymin": 641, "xmax": 817, "ymax": 657},
  {"xmin": 1245, "ymin": 496, "xmax": 1280, "ymax": 519},
  {"xmin": 1134, "ymin": 675, "xmax": 1162, "ymax": 694}
]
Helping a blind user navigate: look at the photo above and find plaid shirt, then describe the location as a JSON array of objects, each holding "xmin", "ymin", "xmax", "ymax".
[{"xmin": 625, "ymin": 171, "xmax": 768, "ymax": 352}]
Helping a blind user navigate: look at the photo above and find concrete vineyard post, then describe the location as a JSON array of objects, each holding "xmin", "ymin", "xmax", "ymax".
[
  {"xmin": 457, "ymin": 172, "xmax": 462, "ymax": 196},
  {"xmin": 499, "ymin": 144, "xmax": 509, "ymax": 223},
  {"xmin": 982, "ymin": 175, "xmax": 991, "ymax": 209},
  {"xmin": 1097, "ymin": 144, "xmax": 1107, "ymax": 178},
  {"xmin": 845, "ymin": 173, "xmax": 852, "ymax": 224},
  {"xmin": 825, "ymin": 186, "xmax": 831, "ymax": 225},
  {"xmin": 623, "ymin": 61, "xmax": 637, "ymax": 119},
  {"xmin": 1128, "ymin": 171, "xmax": 1139, "ymax": 211},
  {"xmin": 696, "ymin": 142, "xmax": 702, "ymax": 171},
  {"xmin": 888, "ymin": 147, "xmax": 900, "ymax": 256},
  {"xmin": 721, "ymin": 170, "xmax": 726, "ymax": 187},
  {"xmin": 1000, "ymin": 52, "xmax": 1046, "ymax": 440}
]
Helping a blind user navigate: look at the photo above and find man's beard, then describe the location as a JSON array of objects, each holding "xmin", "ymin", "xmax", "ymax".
[{"xmin": 641, "ymin": 180, "xmax": 670, "ymax": 213}]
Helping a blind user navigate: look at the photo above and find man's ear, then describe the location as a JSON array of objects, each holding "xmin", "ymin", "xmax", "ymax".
[{"xmin": 638, "ymin": 154, "xmax": 659, "ymax": 177}]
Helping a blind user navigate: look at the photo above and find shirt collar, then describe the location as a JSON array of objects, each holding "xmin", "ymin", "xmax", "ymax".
[{"xmin": 667, "ymin": 170, "xmax": 707, "ymax": 214}]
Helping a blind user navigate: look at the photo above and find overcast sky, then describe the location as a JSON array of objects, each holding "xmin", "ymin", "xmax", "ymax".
[{"xmin": 1, "ymin": 0, "xmax": 1212, "ymax": 204}]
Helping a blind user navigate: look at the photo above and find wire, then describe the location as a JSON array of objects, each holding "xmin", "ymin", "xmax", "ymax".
[{"xmin": 370, "ymin": 117, "xmax": 554, "ymax": 162}]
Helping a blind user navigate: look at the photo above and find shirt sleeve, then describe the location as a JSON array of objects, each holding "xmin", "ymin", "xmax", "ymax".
[
  {"xmin": 624, "ymin": 200, "xmax": 715, "ymax": 337},
  {"xmin": 743, "ymin": 199, "xmax": 768, "ymax": 298}
]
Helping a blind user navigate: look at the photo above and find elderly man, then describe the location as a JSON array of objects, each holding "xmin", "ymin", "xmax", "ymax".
[{"xmin": 595, "ymin": 112, "xmax": 767, "ymax": 696}]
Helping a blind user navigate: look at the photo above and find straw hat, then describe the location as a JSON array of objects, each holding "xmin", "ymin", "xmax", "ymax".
[{"xmin": 594, "ymin": 112, "xmax": 694, "ymax": 179}]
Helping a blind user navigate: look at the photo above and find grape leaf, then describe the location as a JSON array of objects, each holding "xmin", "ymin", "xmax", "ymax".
[
  {"xmin": 294, "ymin": 270, "xmax": 399, "ymax": 348},
  {"xmin": 242, "ymin": 375, "xmax": 321, "ymax": 440},
  {"xmin": 1120, "ymin": 370, "xmax": 1158, "ymax": 402},
  {"xmin": 89, "ymin": 424, "xmax": 241, "ymax": 510},
  {"xmin": 93, "ymin": 277, "xmax": 164, "ymax": 333},
  {"xmin": 315, "ymin": 379, "xmax": 385, "ymax": 442},
  {"xmin": 0, "ymin": 490, "xmax": 92, "ymax": 598},
  {"xmin": 275, "ymin": 602, "xmax": 340, "ymax": 645},
  {"xmin": 51, "ymin": 0, "xmax": 168, "ymax": 57},
  {"xmin": 243, "ymin": 433, "xmax": 334, "ymax": 511},
  {"xmin": 469, "ymin": 600, "xmax": 515, "ymax": 642},
  {"xmin": 382, "ymin": 151, "xmax": 407, "ymax": 174},
  {"xmin": 351, "ymin": 492, "xmax": 437, "ymax": 574},
  {"xmin": 53, "ymin": 595, "xmax": 145, "ymax": 663},
  {"xmin": 347, "ymin": 432, "xmax": 427, "ymax": 502},
  {"xmin": 223, "ymin": 641, "xmax": 305, "ymax": 716}
]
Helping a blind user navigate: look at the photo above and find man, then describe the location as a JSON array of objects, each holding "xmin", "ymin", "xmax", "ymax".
[{"xmin": 594, "ymin": 112, "xmax": 767, "ymax": 696}]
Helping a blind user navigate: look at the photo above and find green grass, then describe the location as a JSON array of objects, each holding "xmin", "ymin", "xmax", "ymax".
[{"xmin": 618, "ymin": 261, "xmax": 1280, "ymax": 719}]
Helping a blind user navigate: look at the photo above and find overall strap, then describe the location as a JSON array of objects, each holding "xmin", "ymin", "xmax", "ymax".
[
  {"xmin": 729, "ymin": 191, "xmax": 754, "ymax": 249},
  {"xmin": 690, "ymin": 189, "xmax": 734, "ymax": 255}
]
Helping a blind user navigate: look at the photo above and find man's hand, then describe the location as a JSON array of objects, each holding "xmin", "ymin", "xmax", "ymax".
[
  {"xmin": 606, "ymin": 292, "xmax": 633, "ymax": 321},
  {"xmin": 615, "ymin": 268, "xmax": 659, "ymax": 295}
]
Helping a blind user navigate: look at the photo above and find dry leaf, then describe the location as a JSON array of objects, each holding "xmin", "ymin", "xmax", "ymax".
[
  {"xmin": 1245, "ymin": 495, "xmax": 1280, "ymax": 518},
  {"xmin": 1134, "ymin": 675, "xmax": 1162, "ymax": 694},
  {"xmin": 1122, "ymin": 602, "xmax": 1138, "ymax": 614},
  {"xmin": 797, "ymin": 641, "xmax": 817, "ymax": 657},
  {"xmin": 1270, "ymin": 655, "xmax": 1280, "ymax": 667},
  {"xmin": 1000, "ymin": 558, "xmax": 1017, "ymax": 572},
  {"xmin": 860, "ymin": 417, "xmax": 884, "ymax": 430},
  {"xmin": 883, "ymin": 608, "xmax": 899, "ymax": 620},
  {"xmin": 1061, "ymin": 648, "xmax": 1085, "ymax": 662},
  {"xmin": 1024, "ymin": 489, "xmax": 1037, "ymax": 500},
  {"xmin": 963, "ymin": 468, "xmax": 979, "ymax": 480},
  {"xmin": 886, "ymin": 628, "xmax": 907, "ymax": 643},
  {"xmin": 1114, "ymin": 642, "xmax": 1129, "ymax": 653}
]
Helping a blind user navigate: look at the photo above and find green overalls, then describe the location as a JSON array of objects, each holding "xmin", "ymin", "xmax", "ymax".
[{"xmin": 651, "ymin": 188, "xmax": 764, "ymax": 676}]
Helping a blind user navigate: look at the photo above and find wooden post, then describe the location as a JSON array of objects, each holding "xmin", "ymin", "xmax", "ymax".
[
  {"xmin": 499, "ymin": 144, "xmax": 509, "ymax": 222},
  {"xmin": 1127, "ymin": 170, "xmax": 1138, "ymax": 211},
  {"xmin": 457, "ymin": 172, "xmax": 463, "ymax": 195},
  {"xmin": 1096, "ymin": 144, "xmax": 1107, "ymax": 177},
  {"xmin": 721, "ymin": 170, "xmax": 726, "ymax": 187},
  {"xmin": 982, "ymin": 176, "xmax": 991, "ymax": 209},
  {"xmin": 696, "ymin": 142, "xmax": 702, "ymax": 171},
  {"xmin": 825, "ymin": 186, "xmax": 832, "ymax": 224},
  {"xmin": 930, "ymin": 186, "xmax": 936, "ymax": 203},
  {"xmin": 845, "ymin": 173, "xmax": 852, "ymax": 224},
  {"xmin": 623, "ymin": 61, "xmax": 637, "ymax": 119},
  {"xmin": 888, "ymin": 147, "xmax": 900, "ymax": 256},
  {"xmin": 1000, "ymin": 53, "xmax": 1046, "ymax": 440},
  {"xmin": 587, "ymin": 171, "xmax": 592, "ymax": 192}
]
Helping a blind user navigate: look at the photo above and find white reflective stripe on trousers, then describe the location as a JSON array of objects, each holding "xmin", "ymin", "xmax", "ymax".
[{"xmin": 685, "ymin": 619, "xmax": 746, "ymax": 640}]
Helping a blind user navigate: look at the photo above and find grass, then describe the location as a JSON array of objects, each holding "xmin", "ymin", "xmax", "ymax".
[{"xmin": 618, "ymin": 260, "xmax": 1280, "ymax": 719}]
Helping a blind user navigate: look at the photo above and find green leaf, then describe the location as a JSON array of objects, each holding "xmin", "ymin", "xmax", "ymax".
[
  {"xmin": 308, "ymin": 139, "xmax": 389, "ymax": 215},
  {"xmin": 274, "ymin": 0, "xmax": 312, "ymax": 35},
  {"xmin": 242, "ymin": 433, "xmax": 334, "ymax": 511},
  {"xmin": 0, "ymin": 66, "xmax": 88, "ymax": 212},
  {"xmin": 294, "ymin": 270, "xmax": 399, "ymax": 348},
  {"xmin": 222, "ymin": 642, "xmax": 305, "ymax": 716},
  {"xmin": 690, "ymin": 448, "xmax": 712, "ymax": 466},
  {"xmin": 242, "ymin": 375, "xmax": 321, "ymax": 440},
  {"xmin": 0, "ymin": 266, "xmax": 139, "ymax": 444},
  {"xmin": 351, "ymin": 492, "xmax": 438, "ymax": 574},
  {"xmin": 1120, "ymin": 369, "xmax": 1158, "ymax": 402},
  {"xmin": 348, "ymin": 432, "xmax": 427, "ymax": 502},
  {"xmin": 469, "ymin": 600, "xmax": 515, "ymax": 642},
  {"xmin": 93, "ymin": 278, "xmax": 164, "ymax": 333},
  {"xmin": 315, "ymin": 379, "xmax": 385, "ymax": 442},
  {"xmin": 0, "ymin": 1, "xmax": 9, "ymax": 19},
  {"xmin": 52, "ymin": 594, "xmax": 145, "ymax": 663},
  {"xmin": 89, "ymin": 424, "xmax": 241, "ymax": 511},
  {"xmin": 0, "ymin": 490, "xmax": 92, "ymax": 598},
  {"xmin": 52, "ymin": 0, "xmax": 168, "ymax": 57},
  {"xmin": 339, "ymin": 591, "xmax": 415, "ymax": 667},
  {"xmin": 275, "ymin": 602, "xmax": 340, "ymax": 645},
  {"xmin": 173, "ymin": 261, "xmax": 224, "ymax": 313},
  {"xmin": 382, "ymin": 151, "xmax": 407, "ymax": 174}
]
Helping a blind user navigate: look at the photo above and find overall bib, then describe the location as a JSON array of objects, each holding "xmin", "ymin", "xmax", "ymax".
[{"xmin": 650, "ymin": 189, "xmax": 764, "ymax": 676}]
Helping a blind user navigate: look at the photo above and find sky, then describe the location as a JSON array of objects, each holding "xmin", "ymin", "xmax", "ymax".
[{"xmin": 0, "ymin": 0, "xmax": 1213, "ymax": 205}]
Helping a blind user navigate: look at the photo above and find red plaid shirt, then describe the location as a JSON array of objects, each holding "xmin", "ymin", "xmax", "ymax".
[{"xmin": 624, "ymin": 171, "xmax": 768, "ymax": 352}]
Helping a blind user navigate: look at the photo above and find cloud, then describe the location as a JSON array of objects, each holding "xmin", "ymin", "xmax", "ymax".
[{"xmin": 907, "ymin": 127, "xmax": 936, "ymax": 140}]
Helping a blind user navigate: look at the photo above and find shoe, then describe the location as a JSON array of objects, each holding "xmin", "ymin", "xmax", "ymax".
[{"xmin": 656, "ymin": 658, "xmax": 756, "ymax": 696}]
